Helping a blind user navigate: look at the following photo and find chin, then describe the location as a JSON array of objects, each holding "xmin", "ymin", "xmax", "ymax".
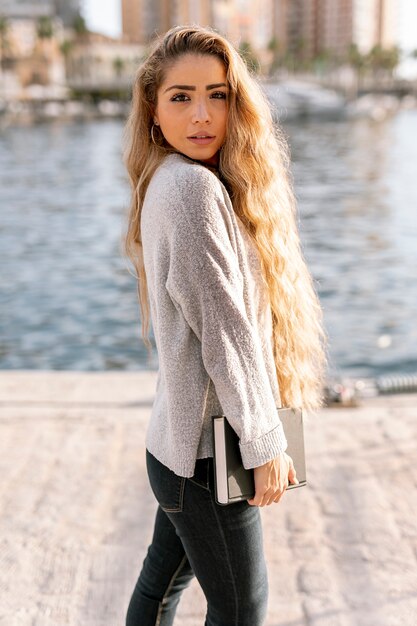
[{"xmin": 190, "ymin": 148, "xmax": 218, "ymax": 161}]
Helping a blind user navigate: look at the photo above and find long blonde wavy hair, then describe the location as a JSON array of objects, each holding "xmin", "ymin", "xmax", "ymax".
[{"xmin": 123, "ymin": 25, "xmax": 328, "ymax": 411}]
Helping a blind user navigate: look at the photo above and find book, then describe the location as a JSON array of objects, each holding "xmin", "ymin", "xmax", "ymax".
[{"xmin": 212, "ymin": 408, "xmax": 307, "ymax": 505}]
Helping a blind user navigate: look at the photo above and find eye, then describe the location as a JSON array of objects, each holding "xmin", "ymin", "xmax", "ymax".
[
  {"xmin": 211, "ymin": 91, "xmax": 227, "ymax": 99},
  {"xmin": 170, "ymin": 93, "xmax": 190, "ymax": 102}
]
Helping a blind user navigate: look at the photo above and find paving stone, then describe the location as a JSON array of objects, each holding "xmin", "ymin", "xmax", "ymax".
[{"xmin": 1, "ymin": 371, "xmax": 417, "ymax": 625}]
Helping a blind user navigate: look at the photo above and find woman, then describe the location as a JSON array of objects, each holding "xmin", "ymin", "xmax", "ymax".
[{"xmin": 123, "ymin": 25, "xmax": 327, "ymax": 626}]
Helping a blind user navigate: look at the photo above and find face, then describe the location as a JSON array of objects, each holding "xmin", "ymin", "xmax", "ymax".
[{"xmin": 153, "ymin": 54, "xmax": 228, "ymax": 166}]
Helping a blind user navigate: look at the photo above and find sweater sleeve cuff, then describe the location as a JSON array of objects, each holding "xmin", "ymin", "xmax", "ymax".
[{"xmin": 239, "ymin": 421, "xmax": 288, "ymax": 469}]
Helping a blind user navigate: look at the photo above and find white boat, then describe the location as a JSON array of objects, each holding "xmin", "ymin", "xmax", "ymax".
[{"xmin": 261, "ymin": 79, "xmax": 346, "ymax": 121}]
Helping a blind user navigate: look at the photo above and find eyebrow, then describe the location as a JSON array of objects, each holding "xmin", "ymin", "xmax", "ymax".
[{"xmin": 163, "ymin": 82, "xmax": 227, "ymax": 94}]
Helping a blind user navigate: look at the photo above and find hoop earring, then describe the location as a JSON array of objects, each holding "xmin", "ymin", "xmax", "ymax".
[{"xmin": 151, "ymin": 123, "xmax": 160, "ymax": 146}]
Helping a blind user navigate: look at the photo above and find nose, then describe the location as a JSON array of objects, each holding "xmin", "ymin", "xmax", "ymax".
[{"xmin": 191, "ymin": 98, "xmax": 210, "ymax": 124}]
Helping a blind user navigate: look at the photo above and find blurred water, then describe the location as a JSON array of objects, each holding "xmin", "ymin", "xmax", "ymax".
[{"xmin": 0, "ymin": 111, "xmax": 416, "ymax": 377}]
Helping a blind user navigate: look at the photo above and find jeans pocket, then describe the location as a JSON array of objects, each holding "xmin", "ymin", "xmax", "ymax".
[
  {"xmin": 188, "ymin": 457, "xmax": 212, "ymax": 491},
  {"xmin": 146, "ymin": 449, "xmax": 186, "ymax": 513}
]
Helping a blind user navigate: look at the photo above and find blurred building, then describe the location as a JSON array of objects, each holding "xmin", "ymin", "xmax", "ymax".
[
  {"xmin": 213, "ymin": 0, "xmax": 276, "ymax": 66},
  {"xmin": 122, "ymin": 0, "xmax": 275, "ymax": 67},
  {"xmin": 353, "ymin": 0, "xmax": 398, "ymax": 53},
  {"xmin": 211, "ymin": 0, "xmax": 239, "ymax": 44},
  {"xmin": 120, "ymin": 0, "xmax": 402, "ymax": 73},
  {"xmin": 272, "ymin": 0, "xmax": 399, "ymax": 63},
  {"xmin": 273, "ymin": 0, "xmax": 316, "ymax": 61},
  {"xmin": 233, "ymin": 0, "xmax": 274, "ymax": 62},
  {"xmin": 0, "ymin": 0, "xmax": 54, "ymax": 18},
  {"xmin": 0, "ymin": 0, "xmax": 80, "ymax": 24},
  {"xmin": 122, "ymin": 0, "xmax": 212, "ymax": 44},
  {"xmin": 66, "ymin": 31, "xmax": 144, "ymax": 88},
  {"xmin": 0, "ymin": 0, "xmax": 78, "ymax": 99},
  {"xmin": 2, "ymin": 18, "xmax": 65, "ymax": 87},
  {"xmin": 121, "ymin": 0, "xmax": 143, "ymax": 43},
  {"xmin": 53, "ymin": 0, "xmax": 81, "ymax": 27},
  {"xmin": 0, "ymin": 0, "xmax": 145, "ymax": 100},
  {"xmin": 318, "ymin": 0, "xmax": 353, "ymax": 59}
]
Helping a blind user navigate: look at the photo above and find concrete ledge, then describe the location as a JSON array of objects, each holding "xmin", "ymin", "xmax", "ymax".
[{"xmin": 1, "ymin": 371, "xmax": 416, "ymax": 625}]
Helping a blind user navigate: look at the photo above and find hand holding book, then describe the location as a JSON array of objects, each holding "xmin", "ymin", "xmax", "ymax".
[
  {"xmin": 247, "ymin": 452, "xmax": 299, "ymax": 507},
  {"xmin": 212, "ymin": 408, "xmax": 306, "ymax": 505}
]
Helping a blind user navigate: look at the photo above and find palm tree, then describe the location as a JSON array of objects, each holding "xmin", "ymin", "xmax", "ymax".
[
  {"xmin": 347, "ymin": 43, "xmax": 367, "ymax": 92},
  {"xmin": 37, "ymin": 16, "xmax": 54, "ymax": 39},
  {"xmin": 0, "ymin": 15, "xmax": 10, "ymax": 72},
  {"xmin": 313, "ymin": 49, "xmax": 331, "ymax": 76},
  {"xmin": 60, "ymin": 39, "xmax": 73, "ymax": 57},
  {"xmin": 381, "ymin": 46, "xmax": 401, "ymax": 76},
  {"xmin": 239, "ymin": 41, "xmax": 260, "ymax": 74},
  {"xmin": 35, "ymin": 15, "xmax": 55, "ymax": 69},
  {"xmin": 267, "ymin": 36, "xmax": 282, "ymax": 76},
  {"xmin": 73, "ymin": 13, "xmax": 88, "ymax": 39},
  {"xmin": 367, "ymin": 45, "xmax": 400, "ymax": 79},
  {"xmin": 60, "ymin": 39, "xmax": 73, "ymax": 78},
  {"xmin": 293, "ymin": 37, "xmax": 306, "ymax": 70},
  {"xmin": 348, "ymin": 43, "xmax": 366, "ymax": 72},
  {"xmin": 113, "ymin": 57, "xmax": 125, "ymax": 78}
]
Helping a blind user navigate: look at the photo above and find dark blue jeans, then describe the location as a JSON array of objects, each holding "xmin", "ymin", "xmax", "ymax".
[{"xmin": 125, "ymin": 449, "xmax": 268, "ymax": 626}]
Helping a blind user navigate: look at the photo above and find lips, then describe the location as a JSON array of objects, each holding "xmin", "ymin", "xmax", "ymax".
[{"xmin": 187, "ymin": 134, "xmax": 216, "ymax": 146}]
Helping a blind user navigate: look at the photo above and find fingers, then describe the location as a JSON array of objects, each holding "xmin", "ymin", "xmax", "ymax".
[
  {"xmin": 262, "ymin": 484, "xmax": 287, "ymax": 506},
  {"xmin": 272, "ymin": 480, "xmax": 289, "ymax": 504},
  {"xmin": 247, "ymin": 483, "xmax": 274, "ymax": 507},
  {"xmin": 247, "ymin": 489, "xmax": 267, "ymax": 507},
  {"xmin": 288, "ymin": 459, "xmax": 299, "ymax": 485},
  {"xmin": 248, "ymin": 482, "xmax": 288, "ymax": 507},
  {"xmin": 247, "ymin": 454, "xmax": 297, "ymax": 506}
]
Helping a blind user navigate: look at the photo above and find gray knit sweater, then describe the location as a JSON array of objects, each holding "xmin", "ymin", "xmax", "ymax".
[{"xmin": 141, "ymin": 152, "xmax": 288, "ymax": 477}]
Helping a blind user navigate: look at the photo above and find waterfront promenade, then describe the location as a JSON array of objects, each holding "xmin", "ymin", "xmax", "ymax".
[{"xmin": 1, "ymin": 370, "xmax": 416, "ymax": 626}]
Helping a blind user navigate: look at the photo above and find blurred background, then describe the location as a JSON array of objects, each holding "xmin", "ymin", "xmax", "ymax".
[{"xmin": 1, "ymin": 0, "xmax": 416, "ymax": 391}]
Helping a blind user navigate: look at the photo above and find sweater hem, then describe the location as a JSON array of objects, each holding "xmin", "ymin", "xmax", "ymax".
[{"xmin": 145, "ymin": 443, "xmax": 198, "ymax": 478}]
